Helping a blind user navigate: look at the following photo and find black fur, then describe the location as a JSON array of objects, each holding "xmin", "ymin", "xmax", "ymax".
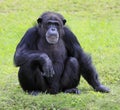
[{"xmin": 14, "ymin": 12, "xmax": 109, "ymax": 95}]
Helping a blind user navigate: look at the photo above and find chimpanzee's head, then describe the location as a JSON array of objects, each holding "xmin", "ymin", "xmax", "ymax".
[{"xmin": 37, "ymin": 12, "xmax": 66, "ymax": 44}]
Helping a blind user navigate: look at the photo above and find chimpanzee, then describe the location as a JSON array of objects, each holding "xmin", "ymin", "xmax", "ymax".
[{"xmin": 14, "ymin": 12, "xmax": 110, "ymax": 95}]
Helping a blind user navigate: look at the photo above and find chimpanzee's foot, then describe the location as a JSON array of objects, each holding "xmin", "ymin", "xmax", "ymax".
[
  {"xmin": 64, "ymin": 88, "xmax": 80, "ymax": 94},
  {"xmin": 28, "ymin": 91, "xmax": 40, "ymax": 96},
  {"xmin": 95, "ymin": 85, "xmax": 110, "ymax": 93}
]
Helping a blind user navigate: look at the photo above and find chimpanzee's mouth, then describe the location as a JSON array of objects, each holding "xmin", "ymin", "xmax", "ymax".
[{"xmin": 46, "ymin": 35, "xmax": 59, "ymax": 44}]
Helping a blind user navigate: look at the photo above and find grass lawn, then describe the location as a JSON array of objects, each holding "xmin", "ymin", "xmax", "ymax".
[{"xmin": 0, "ymin": 0, "xmax": 120, "ymax": 109}]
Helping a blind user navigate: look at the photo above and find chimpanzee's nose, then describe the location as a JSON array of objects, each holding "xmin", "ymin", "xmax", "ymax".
[{"xmin": 51, "ymin": 28, "xmax": 56, "ymax": 31}]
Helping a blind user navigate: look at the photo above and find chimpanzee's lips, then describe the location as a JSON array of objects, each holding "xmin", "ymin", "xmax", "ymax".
[
  {"xmin": 46, "ymin": 35, "xmax": 59, "ymax": 44},
  {"xmin": 51, "ymin": 36, "xmax": 57, "ymax": 39}
]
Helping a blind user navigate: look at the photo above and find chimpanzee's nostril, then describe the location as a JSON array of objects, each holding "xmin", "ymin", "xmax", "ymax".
[{"xmin": 51, "ymin": 28, "xmax": 55, "ymax": 31}]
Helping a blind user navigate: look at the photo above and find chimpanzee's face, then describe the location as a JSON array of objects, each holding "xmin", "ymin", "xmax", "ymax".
[
  {"xmin": 37, "ymin": 13, "xmax": 66, "ymax": 44},
  {"xmin": 45, "ymin": 19, "xmax": 60, "ymax": 44}
]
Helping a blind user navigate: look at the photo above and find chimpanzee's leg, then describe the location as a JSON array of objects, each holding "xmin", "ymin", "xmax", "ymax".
[
  {"xmin": 60, "ymin": 57, "xmax": 80, "ymax": 94},
  {"xmin": 80, "ymin": 53, "xmax": 110, "ymax": 92},
  {"xmin": 18, "ymin": 60, "xmax": 48, "ymax": 95}
]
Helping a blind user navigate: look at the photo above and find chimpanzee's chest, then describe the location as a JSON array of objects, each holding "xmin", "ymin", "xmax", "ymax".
[{"xmin": 37, "ymin": 39, "xmax": 67, "ymax": 63}]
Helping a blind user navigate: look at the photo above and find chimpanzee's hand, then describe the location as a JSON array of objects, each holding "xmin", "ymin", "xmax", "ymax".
[{"xmin": 41, "ymin": 56, "xmax": 55, "ymax": 77}]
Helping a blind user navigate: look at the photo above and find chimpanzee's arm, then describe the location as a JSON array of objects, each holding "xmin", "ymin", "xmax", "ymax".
[
  {"xmin": 14, "ymin": 27, "xmax": 55, "ymax": 77},
  {"xmin": 63, "ymin": 27, "xmax": 110, "ymax": 92},
  {"xmin": 14, "ymin": 27, "xmax": 40, "ymax": 66}
]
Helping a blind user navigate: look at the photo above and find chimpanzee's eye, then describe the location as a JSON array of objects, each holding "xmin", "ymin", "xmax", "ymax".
[
  {"xmin": 54, "ymin": 23, "xmax": 59, "ymax": 27},
  {"xmin": 47, "ymin": 22, "xmax": 52, "ymax": 26},
  {"xmin": 46, "ymin": 21, "xmax": 59, "ymax": 29}
]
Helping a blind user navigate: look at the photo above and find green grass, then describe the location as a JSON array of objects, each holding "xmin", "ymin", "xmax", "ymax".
[{"xmin": 0, "ymin": 0, "xmax": 120, "ymax": 109}]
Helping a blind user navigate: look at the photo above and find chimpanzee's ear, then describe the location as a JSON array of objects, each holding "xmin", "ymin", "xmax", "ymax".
[
  {"xmin": 37, "ymin": 17, "xmax": 42, "ymax": 24},
  {"xmin": 63, "ymin": 19, "xmax": 66, "ymax": 25}
]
